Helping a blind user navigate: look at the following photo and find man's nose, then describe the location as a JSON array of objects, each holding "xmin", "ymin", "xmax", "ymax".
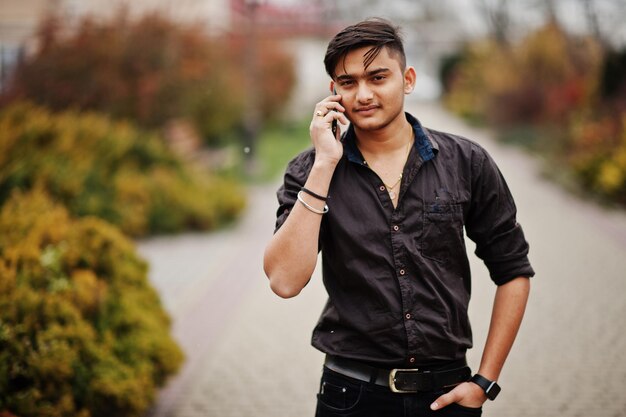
[{"xmin": 356, "ymin": 83, "xmax": 374, "ymax": 102}]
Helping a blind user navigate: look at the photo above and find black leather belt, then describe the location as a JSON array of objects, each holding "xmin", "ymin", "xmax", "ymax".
[{"xmin": 324, "ymin": 355, "xmax": 471, "ymax": 393}]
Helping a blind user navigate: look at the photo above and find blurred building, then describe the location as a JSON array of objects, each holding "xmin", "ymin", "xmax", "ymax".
[{"xmin": 0, "ymin": 0, "xmax": 50, "ymax": 92}]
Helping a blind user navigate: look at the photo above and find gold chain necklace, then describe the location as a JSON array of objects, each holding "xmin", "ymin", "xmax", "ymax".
[
  {"xmin": 381, "ymin": 174, "xmax": 403, "ymax": 194},
  {"xmin": 363, "ymin": 133, "xmax": 414, "ymax": 200}
]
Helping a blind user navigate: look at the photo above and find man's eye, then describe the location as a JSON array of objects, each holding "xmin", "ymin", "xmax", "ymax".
[{"xmin": 373, "ymin": 76, "xmax": 386, "ymax": 81}]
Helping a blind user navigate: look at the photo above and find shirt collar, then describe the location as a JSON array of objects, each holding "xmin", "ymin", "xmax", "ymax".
[{"xmin": 342, "ymin": 112, "xmax": 438, "ymax": 165}]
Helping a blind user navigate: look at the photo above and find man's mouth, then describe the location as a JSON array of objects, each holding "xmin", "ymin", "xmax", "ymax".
[{"xmin": 354, "ymin": 105, "xmax": 379, "ymax": 114}]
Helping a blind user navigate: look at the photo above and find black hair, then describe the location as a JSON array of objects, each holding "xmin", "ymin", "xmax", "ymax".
[{"xmin": 324, "ymin": 18, "xmax": 406, "ymax": 79}]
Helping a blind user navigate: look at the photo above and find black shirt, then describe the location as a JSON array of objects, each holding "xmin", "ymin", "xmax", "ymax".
[{"xmin": 274, "ymin": 112, "xmax": 534, "ymax": 368}]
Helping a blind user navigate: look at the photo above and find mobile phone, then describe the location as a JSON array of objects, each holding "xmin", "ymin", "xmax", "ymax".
[{"xmin": 331, "ymin": 88, "xmax": 338, "ymax": 138}]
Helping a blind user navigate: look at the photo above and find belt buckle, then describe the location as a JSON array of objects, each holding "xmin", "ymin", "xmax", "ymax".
[{"xmin": 389, "ymin": 368, "xmax": 421, "ymax": 393}]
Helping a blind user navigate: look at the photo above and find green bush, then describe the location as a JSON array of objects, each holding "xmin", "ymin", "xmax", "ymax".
[
  {"xmin": 0, "ymin": 188, "xmax": 184, "ymax": 417},
  {"xmin": 0, "ymin": 102, "xmax": 246, "ymax": 237}
]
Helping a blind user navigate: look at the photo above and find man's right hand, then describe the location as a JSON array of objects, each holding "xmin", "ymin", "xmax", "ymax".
[{"xmin": 309, "ymin": 94, "xmax": 349, "ymax": 167}]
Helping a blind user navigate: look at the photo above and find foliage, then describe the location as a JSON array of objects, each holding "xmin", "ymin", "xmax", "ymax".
[
  {"xmin": 440, "ymin": 40, "xmax": 503, "ymax": 124},
  {"xmin": 0, "ymin": 102, "xmax": 246, "ymax": 237},
  {"xmin": 254, "ymin": 40, "xmax": 297, "ymax": 123},
  {"xmin": 0, "ymin": 189, "xmax": 184, "ymax": 417},
  {"xmin": 567, "ymin": 110, "xmax": 626, "ymax": 204},
  {"xmin": 442, "ymin": 21, "xmax": 626, "ymax": 207},
  {"xmin": 0, "ymin": 10, "xmax": 296, "ymax": 146},
  {"xmin": 443, "ymin": 21, "xmax": 603, "ymax": 126}
]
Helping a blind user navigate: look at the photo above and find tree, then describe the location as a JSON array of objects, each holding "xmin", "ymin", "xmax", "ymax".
[{"xmin": 1, "ymin": 9, "xmax": 295, "ymax": 146}]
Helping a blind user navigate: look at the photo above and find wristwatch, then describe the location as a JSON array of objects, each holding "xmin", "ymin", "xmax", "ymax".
[{"xmin": 470, "ymin": 374, "xmax": 501, "ymax": 400}]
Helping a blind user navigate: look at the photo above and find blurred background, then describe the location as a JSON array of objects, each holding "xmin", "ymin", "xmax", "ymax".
[{"xmin": 1, "ymin": 1, "xmax": 625, "ymax": 417}]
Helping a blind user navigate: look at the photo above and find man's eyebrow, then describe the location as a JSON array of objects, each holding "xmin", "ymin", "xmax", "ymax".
[
  {"xmin": 366, "ymin": 67, "xmax": 391, "ymax": 76},
  {"xmin": 335, "ymin": 67, "xmax": 391, "ymax": 81},
  {"xmin": 335, "ymin": 74, "xmax": 354, "ymax": 82}
]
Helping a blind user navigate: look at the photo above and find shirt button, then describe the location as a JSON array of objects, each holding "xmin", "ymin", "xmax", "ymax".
[
  {"xmin": 405, "ymin": 313, "xmax": 411, "ymax": 320},
  {"xmin": 379, "ymin": 185, "xmax": 386, "ymax": 191},
  {"xmin": 409, "ymin": 357, "xmax": 416, "ymax": 364},
  {"xmin": 399, "ymin": 269, "xmax": 406, "ymax": 275},
  {"xmin": 393, "ymin": 225, "xmax": 399, "ymax": 231}
]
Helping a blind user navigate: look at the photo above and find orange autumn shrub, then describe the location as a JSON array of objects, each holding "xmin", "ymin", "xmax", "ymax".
[
  {"xmin": 443, "ymin": 21, "xmax": 626, "ymax": 207},
  {"xmin": 0, "ymin": 10, "xmax": 295, "ymax": 146},
  {"xmin": 444, "ymin": 21, "xmax": 603, "ymax": 126},
  {"xmin": 567, "ymin": 111, "xmax": 626, "ymax": 204}
]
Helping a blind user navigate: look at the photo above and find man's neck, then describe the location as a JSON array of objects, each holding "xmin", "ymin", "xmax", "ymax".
[{"xmin": 354, "ymin": 113, "xmax": 413, "ymax": 155}]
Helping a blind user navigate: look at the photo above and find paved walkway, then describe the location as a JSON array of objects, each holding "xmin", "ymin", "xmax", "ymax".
[{"xmin": 139, "ymin": 100, "xmax": 626, "ymax": 417}]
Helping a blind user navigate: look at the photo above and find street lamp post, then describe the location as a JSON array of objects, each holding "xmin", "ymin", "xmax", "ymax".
[{"xmin": 242, "ymin": 0, "xmax": 264, "ymax": 175}]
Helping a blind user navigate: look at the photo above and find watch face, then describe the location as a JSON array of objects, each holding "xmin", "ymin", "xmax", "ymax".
[{"xmin": 486, "ymin": 382, "xmax": 501, "ymax": 400}]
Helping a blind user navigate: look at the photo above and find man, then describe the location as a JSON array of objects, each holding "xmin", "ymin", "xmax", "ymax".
[{"xmin": 264, "ymin": 18, "xmax": 534, "ymax": 416}]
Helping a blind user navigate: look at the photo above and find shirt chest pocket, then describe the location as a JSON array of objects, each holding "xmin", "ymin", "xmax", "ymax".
[{"xmin": 419, "ymin": 202, "xmax": 465, "ymax": 263}]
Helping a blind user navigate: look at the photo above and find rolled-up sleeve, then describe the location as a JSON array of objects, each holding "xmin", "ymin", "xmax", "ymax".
[
  {"xmin": 274, "ymin": 148, "xmax": 315, "ymax": 233},
  {"xmin": 465, "ymin": 146, "xmax": 535, "ymax": 285}
]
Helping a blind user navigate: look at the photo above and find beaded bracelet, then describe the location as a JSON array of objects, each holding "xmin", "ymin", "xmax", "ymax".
[
  {"xmin": 301, "ymin": 187, "xmax": 329, "ymax": 201},
  {"xmin": 297, "ymin": 191, "xmax": 329, "ymax": 215}
]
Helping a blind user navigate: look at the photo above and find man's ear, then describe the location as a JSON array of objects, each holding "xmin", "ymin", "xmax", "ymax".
[
  {"xmin": 330, "ymin": 80, "xmax": 336, "ymax": 93},
  {"xmin": 403, "ymin": 66, "xmax": 417, "ymax": 94}
]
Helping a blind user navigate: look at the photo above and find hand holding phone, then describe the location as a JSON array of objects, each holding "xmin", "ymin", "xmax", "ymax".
[{"xmin": 310, "ymin": 89, "xmax": 347, "ymax": 165}]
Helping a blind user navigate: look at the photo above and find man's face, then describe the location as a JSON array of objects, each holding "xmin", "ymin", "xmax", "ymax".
[{"xmin": 332, "ymin": 46, "xmax": 414, "ymax": 132}]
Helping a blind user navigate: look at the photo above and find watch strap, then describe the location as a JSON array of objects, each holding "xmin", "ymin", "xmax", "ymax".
[{"xmin": 470, "ymin": 374, "xmax": 501, "ymax": 400}]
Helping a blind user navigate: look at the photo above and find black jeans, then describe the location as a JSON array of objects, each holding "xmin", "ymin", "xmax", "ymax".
[{"xmin": 315, "ymin": 367, "xmax": 482, "ymax": 417}]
